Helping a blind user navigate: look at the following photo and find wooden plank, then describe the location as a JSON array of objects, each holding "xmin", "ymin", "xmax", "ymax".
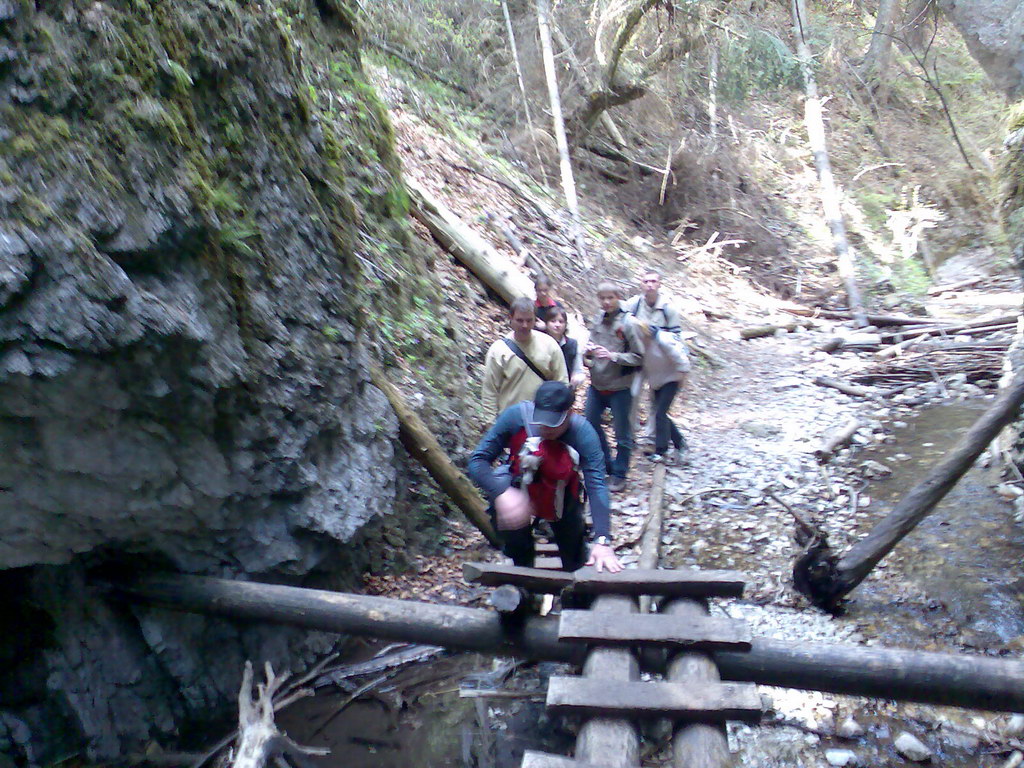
[
  {"xmin": 558, "ymin": 610, "xmax": 752, "ymax": 651},
  {"xmin": 462, "ymin": 563, "xmax": 746, "ymax": 597},
  {"xmin": 546, "ymin": 677, "xmax": 762, "ymax": 723},
  {"xmin": 572, "ymin": 569, "xmax": 745, "ymax": 598},
  {"xmin": 535, "ymin": 541, "xmax": 559, "ymax": 555},
  {"xmin": 522, "ymin": 750, "xmax": 637, "ymax": 768},
  {"xmin": 463, "ymin": 563, "xmax": 573, "ymax": 593},
  {"xmin": 534, "ymin": 556, "xmax": 564, "ymax": 570}
]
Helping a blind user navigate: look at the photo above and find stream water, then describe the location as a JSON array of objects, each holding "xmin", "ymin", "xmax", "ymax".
[
  {"xmin": 849, "ymin": 401, "xmax": 1024, "ymax": 651},
  {"xmin": 281, "ymin": 400, "xmax": 1024, "ymax": 767}
]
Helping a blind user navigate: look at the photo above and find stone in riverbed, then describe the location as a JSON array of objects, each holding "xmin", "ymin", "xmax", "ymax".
[
  {"xmin": 825, "ymin": 748, "xmax": 859, "ymax": 766},
  {"xmin": 837, "ymin": 715, "xmax": 866, "ymax": 738},
  {"xmin": 894, "ymin": 732, "xmax": 932, "ymax": 762}
]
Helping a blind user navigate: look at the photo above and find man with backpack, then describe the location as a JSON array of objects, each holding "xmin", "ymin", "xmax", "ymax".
[
  {"xmin": 583, "ymin": 282, "xmax": 644, "ymax": 493},
  {"xmin": 623, "ymin": 270, "xmax": 685, "ymax": 448},
  {"xmin": 481, "ymin": 297, "xmax": 568, "ymax": 422},
  {"xmin": 468, "ymin": 381, "xmax": 622, "ymax": 573}
]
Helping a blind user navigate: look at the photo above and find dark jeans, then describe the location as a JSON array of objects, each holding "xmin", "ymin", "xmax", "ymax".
[
  {"xmin": 584, "ymin": 386, "xmax": 633, "ymax": 479},
  {"xmin": 486, "ymin": 465, "xmax": 588, "ymax": 571},
  {"xmin": 652, "ymin": 381, "xmax": 685, "ymax": 454}
]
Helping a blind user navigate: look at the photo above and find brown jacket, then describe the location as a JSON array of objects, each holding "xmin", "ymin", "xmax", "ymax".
[{"xmin": 586, "ymin": 309, "xmax": 643, "ymax": 391}]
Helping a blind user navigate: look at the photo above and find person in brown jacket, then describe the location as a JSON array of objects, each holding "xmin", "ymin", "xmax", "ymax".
[{"xmin": 583, "ymin": 282, "xmax": 644, "ymax": 492}]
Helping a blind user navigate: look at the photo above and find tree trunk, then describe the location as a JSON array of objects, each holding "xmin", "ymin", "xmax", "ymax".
[
  {"xmin": 535, "ymin": 0, "xmax": 590, "ymax": 266},
  {"xmin": 501, "ymin": 0, "xmax": 549, "ymax": 184},
  {"xmin": 369, "ymin": 363, "xmax": 500, "ymax": 546},
  {"xmin": 114, "ymin": 574, "xmax": 1024, "ymax": 712},
  {"xmin": 791, "ymin": 0, "xmax": 869, "ymax": 327},
  {"xmin": 551, "ymin": 25, "xmax": 628, "ymax": 150},
  {"xmin": 406, "ymin": 178, "xmax": 535, "ymax": 304},
  {"xmin": 862, "ymin": 0, "xmax": 903, "ymax": 91}
]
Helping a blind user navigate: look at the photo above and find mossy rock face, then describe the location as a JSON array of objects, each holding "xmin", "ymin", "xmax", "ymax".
[{"xmin": 0, "ymin": 0, "xmax": 463, "ymax": 761}]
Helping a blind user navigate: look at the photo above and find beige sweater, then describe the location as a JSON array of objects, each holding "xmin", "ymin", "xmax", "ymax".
[{"xmin": 481, "ymin": 331, "xmax": 568, "ymax": 421}]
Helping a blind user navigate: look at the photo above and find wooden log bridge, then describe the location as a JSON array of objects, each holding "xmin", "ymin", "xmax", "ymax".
[
  {"xmin": 107, "ymin": 574, "xmax": 1024, "ymax": 713},
  {"xmin": 500, "ymin": 565, "xmax": 760, "ymax": 768}
]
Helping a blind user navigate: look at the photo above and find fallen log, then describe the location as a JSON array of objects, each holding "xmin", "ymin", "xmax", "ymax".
[
  {"xmin": 814, "ymin": 418, "xmax": 862, "ymax": 463},
  {"xmin": 878, "ymin": 315, "xmax": 1019, "ymax": 344},
  {"xmin": 407, "ymin": 178, "xmax": 535, "ymax": 304},
  {"xmin": 926, "ymin": 276, "xmax": 983, "ymax": 295},
  {"xmin": 109, "ymin": 574, "xmax": 1024, "ymax": 712},
  {"xmin": 782, "ymin": 307, "xmax": 948, "ymax": 326},
  {"xmin": 369, "ymin": 364, "xmax": 500, "ymax": 546},
  {"xmin": 664, "ymin": 599, "xmax": 732, "ymax": 768},
  {"xmin": 813, "ymin": 376, "xmax": 880, "ymax": 400},
  {"xmin": 796, "ymin": 370, "xmax": 1024, "ymax": 609},
  {"xmin": 638, "ymin": 464, "xmax": 666, "ymax": 614},
  {"xmin": 817, "ymin": 333, "xmax": 883, "ymax": 353},
  {"xmin": 740, "ymin": 321, "xmax": 809, "ymax": 340}
]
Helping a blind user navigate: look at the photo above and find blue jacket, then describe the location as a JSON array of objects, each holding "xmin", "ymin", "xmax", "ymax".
[{"xmin": 468, "ymin": 403, "xmax": 613, "ymax": 539}]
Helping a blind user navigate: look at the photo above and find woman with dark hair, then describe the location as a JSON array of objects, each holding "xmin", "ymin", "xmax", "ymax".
[
  {"xmin": 533, "ymin": 274, "xmax": 563, "ymax": 332},
  {"xmin": 545, "ymin": 306, "xmax": 587, "ymax": 388}
]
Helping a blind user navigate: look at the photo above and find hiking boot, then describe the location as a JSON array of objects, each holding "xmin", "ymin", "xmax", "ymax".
[
  {"xmin": 607, "ymin": 476, "xmax": 627, "ymax": 492},
  {"xmin": 650, "ymin": 453, "xmax": 665, "ymax": 464}
]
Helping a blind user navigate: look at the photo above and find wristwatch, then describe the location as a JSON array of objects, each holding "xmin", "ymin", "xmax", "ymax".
[{"xmin": 591, "ymin": 535, "xmax": 612, "ymax": 547}]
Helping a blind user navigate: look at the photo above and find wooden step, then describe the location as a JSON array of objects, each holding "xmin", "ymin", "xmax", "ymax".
[
  {"xmin": 558, "ymin": 610, "xmax": 752, "ymax": 651},
  {"xmin": 533, "ymin": 555, "xmax": 563, "ymax": 570},
  {"xmin": 546, "ymin": 676, "xmax": 762, "ymax": 722},
  {"xmin": 535, "ymin": 541, "xmax": 559, "ymax": 555},
  {"xmin": 521, "ymin": 750, "xmax": 636, "ymax": 768},
  {"xmin": 463, "ymin": 563, "xmax": 746, "ymax": 597}
]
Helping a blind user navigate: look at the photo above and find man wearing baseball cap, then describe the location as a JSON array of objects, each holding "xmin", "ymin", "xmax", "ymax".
[{"xmin": 468, "ymin": 381, "xmax": 622, "ymax": 573}]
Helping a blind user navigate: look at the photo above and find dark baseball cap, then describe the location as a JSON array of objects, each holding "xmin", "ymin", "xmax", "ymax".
[{"xmin": 532, "ymin": 381, "xmax": 573, "ymax": 427}]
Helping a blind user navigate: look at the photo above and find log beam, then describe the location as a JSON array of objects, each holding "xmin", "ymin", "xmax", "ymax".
[
  {"xmin": 108, "ymin": 574, "xmax": 1024, "ymax": 712},
  {"xmin": 369, "ymin": 364, "xmax": 499, "ymax": 546}
]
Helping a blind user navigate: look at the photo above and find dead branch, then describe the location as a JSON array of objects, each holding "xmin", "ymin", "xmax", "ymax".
[{"xmin": 814, "ymin": 418, "xmax": 862, "ymax": 464}]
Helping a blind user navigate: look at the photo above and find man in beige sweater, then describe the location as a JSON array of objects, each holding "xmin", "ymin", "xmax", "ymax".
[{"xmin": 481, "ymin": 297, "xmax": 568, "ymax": 422}]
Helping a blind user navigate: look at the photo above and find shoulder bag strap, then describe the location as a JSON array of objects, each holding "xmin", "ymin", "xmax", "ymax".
[{"xmin": 504, "ymin": 338, "xmax": 550, "ymax": 382}]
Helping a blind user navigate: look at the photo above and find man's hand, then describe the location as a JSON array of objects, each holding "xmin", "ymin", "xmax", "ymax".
[
  {"xmin": 570, "ymin": 372, "xmax": 587, "ymax": 388},
  {"xmin": 586, "ymin": 543, "xmax": 622, "ymax": 573},
  {"xmin": 494, "ymin": 487, "xmax": 532, "ymax": 530},
  {"xmin": 590, "ymin": 345, "xmax": 612, "ymax": 360}
]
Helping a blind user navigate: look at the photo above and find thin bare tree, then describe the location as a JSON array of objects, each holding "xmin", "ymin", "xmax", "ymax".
[
  {"xmin": 792, "ymin": 0, "xmax": 868, "ymax": 326},
  {"xmin": 501, "ymin": 0, "xmax": 549, "ymax": 184},
  {"xmin": 536, "ymin": 0, "xmax": 590, "ymax": 265}
]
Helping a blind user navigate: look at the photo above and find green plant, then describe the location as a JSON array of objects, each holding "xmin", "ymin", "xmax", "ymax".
[{"xmin": 718, "ymin": 30, "xmax": 803, "ymax": 102}]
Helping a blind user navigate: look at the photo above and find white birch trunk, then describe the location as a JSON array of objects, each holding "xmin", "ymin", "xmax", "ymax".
[
  {"xmin": 535, "ymin": 0, "xmax": 590, "ymax": 266},
  {"xmin": 792, "ymin": 0, "xmax": 868, "ymax": 327}
]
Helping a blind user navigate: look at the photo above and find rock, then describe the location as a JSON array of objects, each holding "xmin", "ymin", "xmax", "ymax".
[
  {"xmin": 894, "ymin": 732, "xmax": 932, "ymax": 762},
  {"xmin": 825, "ymin": 748, "xmax": 859, "ymax": 766},
  {"xmin": 860, "ymin": 459, "xmax": 892, "ymax": 479},
  {"xmin": 739, "ymin": 420, "xmax": 782, "ymax": 438},
  {"xmin": 837, "ymin": 715, "xmax": 866, "ymax": 738},
  {"xmin": 1004, "ymin": 714, "xmax": 1024, "ymax": 736}
]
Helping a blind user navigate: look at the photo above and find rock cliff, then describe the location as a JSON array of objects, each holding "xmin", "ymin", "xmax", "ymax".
[{"xmin": 0, "ymin": 0, "xmax": 460, "ymax": 761}]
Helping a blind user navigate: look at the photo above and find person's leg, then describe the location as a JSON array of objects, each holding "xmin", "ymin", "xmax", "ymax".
[
  {"xmin": 551, "ymin": 501, "xmax": 588, "ymax": 571},
  {"xmin": 608, "ymin": 388, "xmax": 634, "ymax": 478},
  {"xmin": 629, "ymin": 371, "xmax": 646, "ymax": 437},
  {"xmin": 653, "ymin": 381, "xmax": 679, "ymax": 454},
  {"xmin": 502, "ymin": 526, "xmax": 536, "ymax": 567},
  {"xmin": 584, "ymin": 387, "xmax": 612, "ymax": 474},
  {"xmin": 486, "ymin": 465, "xmax": 536, "ymax": 566}
]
